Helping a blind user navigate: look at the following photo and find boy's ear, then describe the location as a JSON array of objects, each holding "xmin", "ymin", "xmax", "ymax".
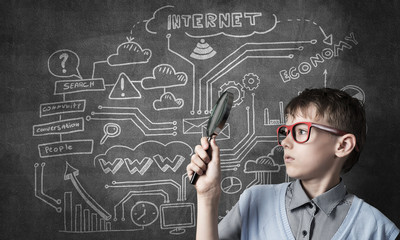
[{"xmin": 335, "ymin": 134, "xmax": 357, "ymax": 158}]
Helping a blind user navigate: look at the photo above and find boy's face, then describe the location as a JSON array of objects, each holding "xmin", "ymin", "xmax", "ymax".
[{"xmin": 282, "ymin": 106, "xmax": 340, "ymax": 181}]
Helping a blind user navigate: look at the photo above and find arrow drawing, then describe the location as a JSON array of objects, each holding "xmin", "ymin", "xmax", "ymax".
[
  {"xmin": 319, "ymin": 26, "xmax": 333, "ymax": 45},
  {"xmin": 64, "ymin": 162, "xmax": 112, "ymax": 220}
]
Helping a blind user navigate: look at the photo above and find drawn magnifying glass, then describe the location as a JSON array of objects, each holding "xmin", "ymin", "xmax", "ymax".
[
  {"xmin": 100, "ymin": 123, "xmax": 121, "ymax": 145},
  {"xmin": 190, "ymin": 91, "xmax": 234, "ymax": 185}
]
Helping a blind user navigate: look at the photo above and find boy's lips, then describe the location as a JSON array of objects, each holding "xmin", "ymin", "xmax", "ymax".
[{"xmin": 284, "ymin": 155, "xmax": 294, "ymax": 163}]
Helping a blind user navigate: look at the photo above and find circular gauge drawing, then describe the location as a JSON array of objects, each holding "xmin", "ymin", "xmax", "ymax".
[{"xmin": 131, "ymin": 201, "xmax": 159, "ymax": 227}]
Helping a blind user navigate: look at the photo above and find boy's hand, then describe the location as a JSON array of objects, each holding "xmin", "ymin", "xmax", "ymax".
[{"xmin": 187, "ymin": 137, "xmax": 221, "ymax": 199}]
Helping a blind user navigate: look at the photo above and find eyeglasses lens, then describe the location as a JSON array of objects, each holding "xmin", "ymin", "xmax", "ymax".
[
  {"xmin": 293, "ymin": 123, "xmax": 309, "ymax": 143},
  {"xmin": 278, "ymin": 123, "xmax": 311, "ymax": 145},
  {"xmin": 277, "ymin": 126, "xmax": 288, "ymax": 145}
]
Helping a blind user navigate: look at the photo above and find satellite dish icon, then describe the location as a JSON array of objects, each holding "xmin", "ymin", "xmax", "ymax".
[{"xmin": 190, "ymin": 39, "xmax": 216, "ymax": 60}]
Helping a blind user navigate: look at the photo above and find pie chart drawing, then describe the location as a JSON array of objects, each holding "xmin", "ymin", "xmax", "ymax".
[
  {"xmin": 341, "ymin": 85, "xmax": 365, "ymax": 103},
  {"xmin": 220, "ymin": 177, "xmax": 242, "ymax": 194}
]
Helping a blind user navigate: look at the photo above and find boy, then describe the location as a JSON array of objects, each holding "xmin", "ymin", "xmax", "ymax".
[{"xmin": 186, "ymin": 88, "xmax": 399, "ymax": 240}]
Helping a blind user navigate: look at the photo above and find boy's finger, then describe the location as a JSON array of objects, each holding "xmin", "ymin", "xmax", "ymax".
[
  {"xmin": 200, "ymin": 137, "xmax": 209, "ymax": 151},
  {"xmin": 209, "ymin": 138, "xmax": 220, "ymax": 165},
  {"xmin": 194, "ymin": 145, "xmax": 210, "ymax": 163},
  {"xmin": 187, "ymin": 162, "xmax": 204, "ymax": 176},
  {"xmin": 186, "ymin": 164, "xmax": 193, "ymax": 178},
  {"xmin": 191, "ymin": 154, "xmax": 208, "ymax": 172}
]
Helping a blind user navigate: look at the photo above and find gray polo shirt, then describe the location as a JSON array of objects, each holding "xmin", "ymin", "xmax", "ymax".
[{"xmin": 218, "ymin": 180, "xmax": 353, "ymax": 239}]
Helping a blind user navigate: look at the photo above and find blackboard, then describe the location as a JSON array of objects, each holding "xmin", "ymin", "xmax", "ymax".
[{"xmin": 1, "ymin": 0, "xmax": 399, "ymax": 239}]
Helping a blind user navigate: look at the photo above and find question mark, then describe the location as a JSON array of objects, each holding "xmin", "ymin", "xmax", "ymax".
[{"xmin": 59, "ymin": 53, "xmax": 68, "ymax": 73}]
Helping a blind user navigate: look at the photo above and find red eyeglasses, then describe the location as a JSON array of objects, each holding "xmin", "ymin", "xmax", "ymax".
[{"xmin": 277, "ymin": 122, "xmax": 358, "ymax": 151}]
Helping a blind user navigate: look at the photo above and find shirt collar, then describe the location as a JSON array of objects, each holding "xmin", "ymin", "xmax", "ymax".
[{"xmin": 288, "ymin": 179, "xmax": 347, "ymax": 216}]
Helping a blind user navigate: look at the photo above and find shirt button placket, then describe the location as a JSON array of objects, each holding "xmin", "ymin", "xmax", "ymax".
[{"xmin": 302, "ymin": 203, "xmax": 316, "ymax": 239}]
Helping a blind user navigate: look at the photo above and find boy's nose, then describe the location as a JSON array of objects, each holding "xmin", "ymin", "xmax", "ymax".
[{"xmin": 281, "ymin": 133, "xmax": 294, "ymax": 149}]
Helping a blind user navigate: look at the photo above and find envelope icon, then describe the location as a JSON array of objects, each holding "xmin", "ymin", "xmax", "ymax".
[
  {"xmin": 183, "ymin": 117, "xmax": 209, "ymax": 134},
  {"xmin": 202, "ymin": 123, "xmax": 231, "ymax": 140}
]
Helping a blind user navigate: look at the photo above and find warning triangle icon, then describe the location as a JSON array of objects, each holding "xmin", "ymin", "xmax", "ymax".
[{"xmin": 109, "ymin": 72, "xmax": 141, "ymax": 100}]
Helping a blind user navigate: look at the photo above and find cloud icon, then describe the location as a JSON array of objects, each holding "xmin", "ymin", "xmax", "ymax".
[
  {"xmin": 145, "ymin": 5, "xmax": 175, "ymax": 34},
  {"xmin": 107, "ymin": 41, "xmax": 152, "ymax": 66},
  {"xmin": 268, "ymin": 145, "xmax": 284, "ymax": 165},
  {"xmin": 244, "ymin": 156, "xmax": 280, "ymax": 173},
  {"xmin": 142, "ymin": 64, "xmax": 188, "ymax": 89},
  {"xmin": 153, "ymin": 92, "xmax": 184, "ymax": 111}
]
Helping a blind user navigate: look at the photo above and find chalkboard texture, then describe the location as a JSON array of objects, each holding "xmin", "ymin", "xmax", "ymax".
[{"xmin": 1, "ymin": 0, "xmax": 399, "ymax": 239}]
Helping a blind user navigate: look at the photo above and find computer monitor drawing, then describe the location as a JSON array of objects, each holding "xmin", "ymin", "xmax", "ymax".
[{"xmin": 160, "ymin": 203, "xmax": 195, "ymax": 235}]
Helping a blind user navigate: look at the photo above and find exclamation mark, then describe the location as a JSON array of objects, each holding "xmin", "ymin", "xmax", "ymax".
[{"xmin": 121, "ymin": 77, "xmax": 125, "ymax": 97}]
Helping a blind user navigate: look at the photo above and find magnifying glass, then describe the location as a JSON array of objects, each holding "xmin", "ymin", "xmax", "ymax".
[
  {"xmin": 100, "ymin": 123, "xmax": 121, "ymax": 145},
  {"xmin": 190, "ymin": 91, "xmax": 234, "ymax": 185}
]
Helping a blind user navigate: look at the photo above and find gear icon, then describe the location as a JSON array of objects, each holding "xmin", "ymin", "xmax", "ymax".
[
  {"xmin": 242, "ymin": 73, "xmax": 260, "ymax": 91},
  {"xmin": 219, "ymin": 81, "xmax": 245, "ymax": 107}
]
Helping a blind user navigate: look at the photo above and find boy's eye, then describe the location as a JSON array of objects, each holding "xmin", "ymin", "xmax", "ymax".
[
  {"xmin": 278, "ymin": 128, "xmax": 288, "ymax": 135},
  {"xmin": 296, "ymin": 128, "xmax": 308, "ymax": 135}
]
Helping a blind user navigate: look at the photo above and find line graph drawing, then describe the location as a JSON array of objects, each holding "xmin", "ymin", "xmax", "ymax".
[
  {"xmin": 34, "ymin": 163, "xmax": 62, "ymax": 213},
  {"xmin": 64, "ymin": 162, "xmax": 112, "ymax": 221}
]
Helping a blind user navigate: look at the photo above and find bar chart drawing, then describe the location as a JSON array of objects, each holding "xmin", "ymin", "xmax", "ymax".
[
  {"xmin": 264, "ymin": 101, "xmax": 284, "ymax": 126},
  {"xmin": 63, "ymin": 192, "xmax": 113, "ymax": 233}
]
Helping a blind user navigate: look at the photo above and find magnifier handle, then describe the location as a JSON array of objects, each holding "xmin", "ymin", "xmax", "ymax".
[
  {"xmin": 99, "ymin": 135, "xmax": 109, "ymax": 145},
  {"xmin": 190, "ymin": 136, "xmax": 213, "ymax": 185}
]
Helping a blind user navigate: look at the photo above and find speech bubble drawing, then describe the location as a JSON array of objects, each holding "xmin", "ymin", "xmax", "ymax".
[{"xmin": 48, "ymin": 49, "xmax": 82, "ymax": 79}]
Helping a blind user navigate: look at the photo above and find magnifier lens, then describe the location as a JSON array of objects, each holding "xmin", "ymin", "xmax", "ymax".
[
  {"xmin": 207, "ymin": 97, "xmax": 227, "ymax": 137},
  {"xmin": 190, "ymin": 91, "xmax": 233, "ymax": 185},
  {"xmin": 108, "ymin": 126, "xmax": 118, "ymax": 135},
  {"xmin": 104, "ymin": 123, "xmax": 121, "ymax": 137}
]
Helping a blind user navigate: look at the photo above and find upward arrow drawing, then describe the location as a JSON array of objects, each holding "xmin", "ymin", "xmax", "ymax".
[
  {"xmin": 323, "ymin": 69, "xmax": 328, "ymax": 87},
  {"xmin": 64, "ymin": 162, "xmax": 111, "ymax": 220}
]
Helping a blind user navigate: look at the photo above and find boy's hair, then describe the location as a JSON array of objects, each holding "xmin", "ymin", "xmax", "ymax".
[{"xmin": 284, "ymin": 88, "xmax": 366, "ymax": 173}]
